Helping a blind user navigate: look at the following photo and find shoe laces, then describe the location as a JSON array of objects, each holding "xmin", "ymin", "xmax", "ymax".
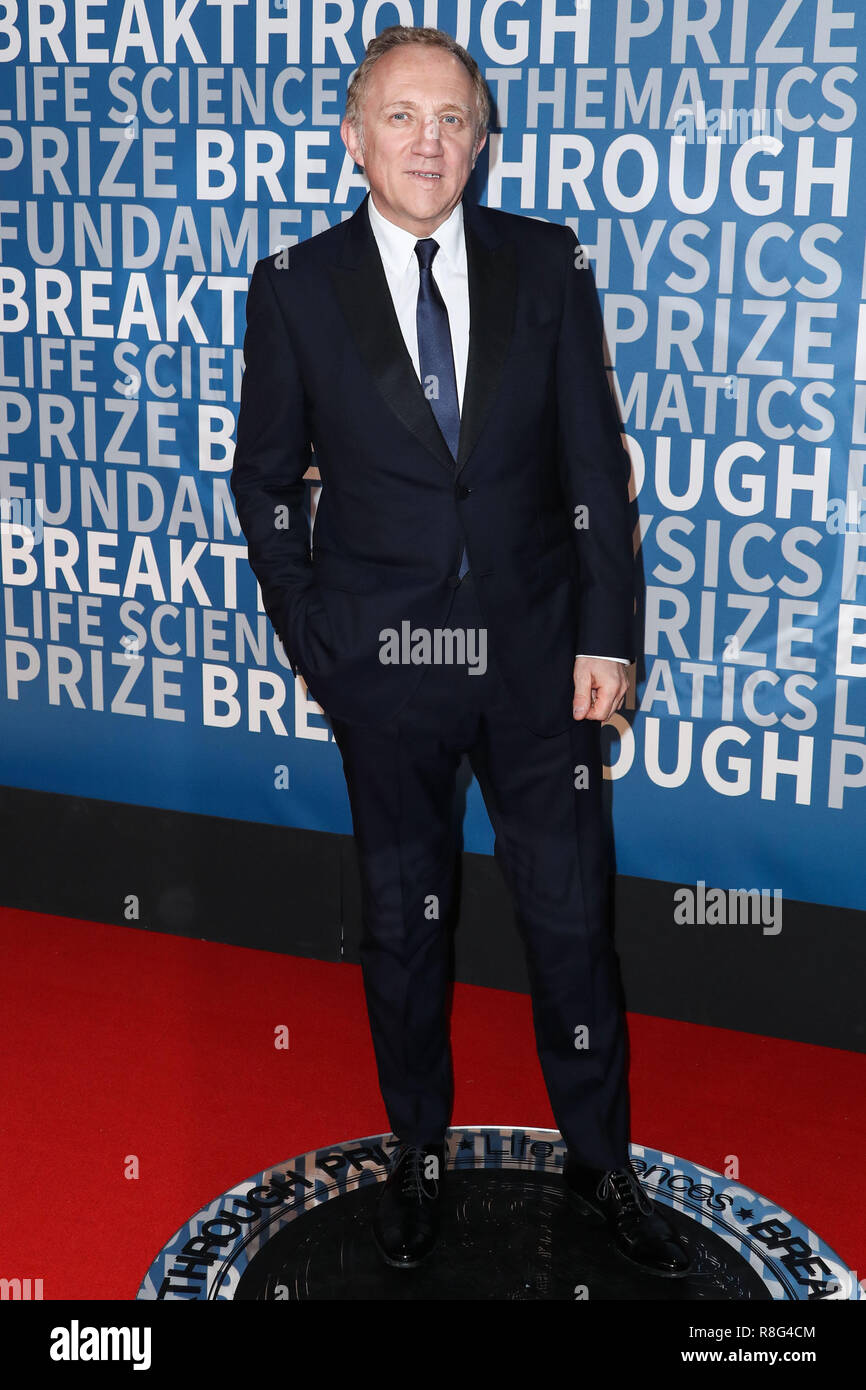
[
  {"xmin": 597, "ymin": 1166, "xmax": 653, "ymax": 1217},
  {"xmin": 394, "ymin": 1143, "xmax": 440, "ymax": 1202}
]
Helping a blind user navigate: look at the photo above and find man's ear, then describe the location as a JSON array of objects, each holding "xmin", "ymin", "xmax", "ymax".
[{"xmin": 340, "ymin": 116, "xmax": 362, "ymax": 167}]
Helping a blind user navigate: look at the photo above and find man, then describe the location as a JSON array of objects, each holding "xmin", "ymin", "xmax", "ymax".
[{"xmin": 231, "ymin": 25, "xmax": 689, "ymax": 1279}]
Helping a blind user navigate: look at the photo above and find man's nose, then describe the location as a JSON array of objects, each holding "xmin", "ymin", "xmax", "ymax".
[{"xmin": 412, "ymin": 116, "xmax": 443, "ymax": 150}]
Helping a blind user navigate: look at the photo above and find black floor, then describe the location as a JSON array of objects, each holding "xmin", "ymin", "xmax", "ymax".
[{"xmin": 235, "ymin": 1169, "xmax": 770, "ymax": 1301}]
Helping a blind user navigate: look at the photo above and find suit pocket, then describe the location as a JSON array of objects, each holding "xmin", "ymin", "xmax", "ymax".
[
  {"xmin": 283, "ymin": 583, "xmax": 335, "ymax": 678},
  {"xmin": 312, "ymin": 547, "xmax": 379, "ymax": 593},
  {"xmin": 514, "ymin": 301, "xmax": 559, "ymax": 334}
]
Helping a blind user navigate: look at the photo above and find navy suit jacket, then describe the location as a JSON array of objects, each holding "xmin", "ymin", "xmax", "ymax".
[{"xmin": 230, "ymin": 192, "xmax": 635, "ymax": 736}]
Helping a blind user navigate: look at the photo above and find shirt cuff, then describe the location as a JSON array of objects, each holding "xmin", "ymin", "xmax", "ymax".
[{"xmin": 576, "ymin": 653, "xmax": 630, "ymax": 663}]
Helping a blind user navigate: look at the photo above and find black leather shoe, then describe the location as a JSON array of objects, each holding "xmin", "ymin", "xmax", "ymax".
[
  {"xmin": 372, "ymin": 1141, "xmax": 445, "ymax": 1269},
  {"xmin": 564, "ymin": 1157, "xmax": 691, "ymax": 1278}
]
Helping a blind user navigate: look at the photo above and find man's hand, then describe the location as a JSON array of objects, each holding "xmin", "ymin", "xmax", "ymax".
[{"xmin": 573, "ymin": 655, "xmax": 629, "ymax": 721}]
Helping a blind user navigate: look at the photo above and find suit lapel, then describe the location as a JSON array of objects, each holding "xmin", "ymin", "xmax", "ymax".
[{"xmin": 327, "ymin": 192, "xmax": 517, "ymax": 478}]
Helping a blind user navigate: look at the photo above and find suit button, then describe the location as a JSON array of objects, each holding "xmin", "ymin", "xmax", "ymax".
[{"xmin": 455, "ymin": 484, "xmax": 472, "ymax": 499}]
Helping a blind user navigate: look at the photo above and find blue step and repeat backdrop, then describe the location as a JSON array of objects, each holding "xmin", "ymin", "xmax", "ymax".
[{"xmin": 1, "ymin": 1, "xmax": 864, "ymax": 915}]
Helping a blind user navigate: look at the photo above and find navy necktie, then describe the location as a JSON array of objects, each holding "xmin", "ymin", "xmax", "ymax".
[{"xmin": 414, "ymin": 237, "xmax": 468, "ymax": 580}]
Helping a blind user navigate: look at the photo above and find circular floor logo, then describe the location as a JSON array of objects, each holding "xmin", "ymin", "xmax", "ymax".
[{"xmin": 137, "ymin": 1127, "xmax": 861, "ymax": 1301}]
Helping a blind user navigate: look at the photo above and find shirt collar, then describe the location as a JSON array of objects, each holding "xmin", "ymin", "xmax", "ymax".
[{"xmin": 367, "ymin": 192, "xmax": 465, "ymax": 277}]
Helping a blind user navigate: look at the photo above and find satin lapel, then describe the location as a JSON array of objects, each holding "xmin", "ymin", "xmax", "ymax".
[
  {"xmin": 327, "ymin": 193, "xmax": 517, "ymax": 478},
  {"xmin": 457, "ymin": 199, "xmax": 517, "ymax": 477}
]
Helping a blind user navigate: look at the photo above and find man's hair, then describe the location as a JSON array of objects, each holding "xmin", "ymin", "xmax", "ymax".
[{"xmin": 345, "ymin": 25, "xmax": 490, "ymax": 158}]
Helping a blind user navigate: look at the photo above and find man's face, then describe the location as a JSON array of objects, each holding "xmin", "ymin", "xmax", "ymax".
[{"xmin": 341, "ymin": 45, "xmax": 487, "ymax": 239}]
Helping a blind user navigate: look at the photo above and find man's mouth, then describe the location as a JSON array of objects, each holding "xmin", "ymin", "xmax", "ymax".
[{"xmin": 408, "ymin": 171, "xmax": 442, "ymax": 180}]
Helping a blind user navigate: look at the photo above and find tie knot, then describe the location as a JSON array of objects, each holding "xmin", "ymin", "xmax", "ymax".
[{"xmin": 414, "ymin": 238, "xmax": 439, "ymax": 272}]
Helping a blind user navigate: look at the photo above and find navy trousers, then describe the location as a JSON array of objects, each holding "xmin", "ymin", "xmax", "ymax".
[{"xmin": 328, "ymin": 573, "xmax": 631, "ymax": 1172}]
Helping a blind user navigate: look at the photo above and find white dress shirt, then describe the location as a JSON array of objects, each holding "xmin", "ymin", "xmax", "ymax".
[{"xmin": 366, "ymin": 192, "xmax": 628, "ymax": 668}]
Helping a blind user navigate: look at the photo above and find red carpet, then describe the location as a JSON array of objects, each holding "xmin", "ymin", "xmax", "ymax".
[{"xmin": 1, "ymin": 904, "xmax": 863, "ymax": 1299}]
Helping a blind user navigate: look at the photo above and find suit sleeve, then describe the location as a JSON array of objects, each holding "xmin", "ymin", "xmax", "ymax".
[
  {"xmin": 556, "ymin": 228, "xmax": 636, "ymax": 663},
  {"xmin": 230, "ymin": 255, "xmax": 314, "ymax": 675}
]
